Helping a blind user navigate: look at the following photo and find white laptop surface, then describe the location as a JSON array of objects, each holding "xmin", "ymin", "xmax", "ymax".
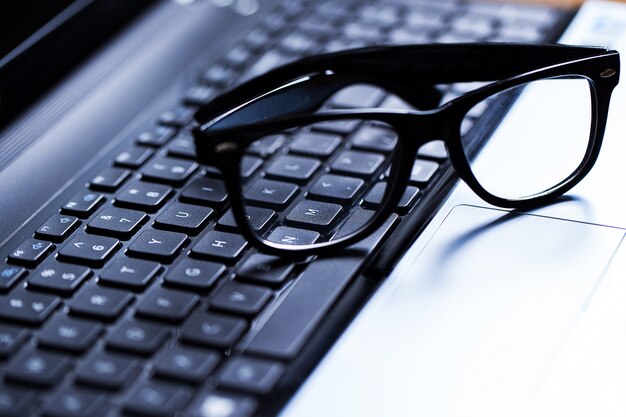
[{"xmin": 280, "ymin": 2, "xmax": 626, "ymax": 416}]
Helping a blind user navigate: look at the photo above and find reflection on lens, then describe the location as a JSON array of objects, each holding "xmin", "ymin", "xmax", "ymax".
[
  {"xmin": 462, "ymin": 77, "xmax": 592, "ymax": 201},
  {"xmin": 240, "ymin": 120, "xmax": 396, "ymax": 247}
]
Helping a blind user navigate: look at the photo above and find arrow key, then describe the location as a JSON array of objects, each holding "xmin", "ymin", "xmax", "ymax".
[{"xmin": 210, "ymin": 281, "xmax": 271, "ymax": 316}]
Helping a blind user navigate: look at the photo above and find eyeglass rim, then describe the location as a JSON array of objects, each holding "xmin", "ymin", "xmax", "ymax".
[{"xmin": 192, "ymin": 45, "xmax": 620, "ymax": 256}]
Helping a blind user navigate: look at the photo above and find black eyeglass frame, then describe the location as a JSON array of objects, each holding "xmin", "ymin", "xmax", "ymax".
[{"xmin": 193, "ymin": 43, "xmax": 620, "ymax": 257}]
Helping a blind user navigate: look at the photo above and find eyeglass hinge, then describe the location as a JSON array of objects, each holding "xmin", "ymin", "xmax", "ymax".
[
  {"xmin": 214, "ymin": 142, "xmax": 239, "ymax": 153},
  {"xmin": 601, "ymin": 69, "xmax": 616, "ymax": 78}
]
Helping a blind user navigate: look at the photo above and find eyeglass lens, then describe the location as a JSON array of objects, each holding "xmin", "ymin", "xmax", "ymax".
[{"xmin": 462, "ymin": 76, "xmax": 592, "ymax": 201}]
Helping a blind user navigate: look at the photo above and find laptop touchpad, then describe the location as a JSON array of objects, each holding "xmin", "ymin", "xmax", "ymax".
[{"xmin": 282, "ymin": 204, "xmax": 626, "ymax": 417}]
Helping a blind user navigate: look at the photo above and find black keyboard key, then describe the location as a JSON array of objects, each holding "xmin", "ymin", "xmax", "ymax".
[
  {"xmin": 127, "ymin": 229, "xmax": 188, "ymax": 262},
  {"xmin": 158, "ymin": 106, "xmax": 194, "ymax": 127},
  {"xmin": 217, "ymin": 207, "xmax": 275, "ymax": 233},
  {"xmin": 115, "ymin": 180, "xmax": 172, "ymax": 212},
  {"xmin": 0, "ymin": 385, "xmax": 34, "ymax": 417},
  {"xmin": 0, "ymin": 289, "xmax": 60, "ymax": 324},
  {"xmin": 308, "ymin": 174, "xmax": 364, "ymax": 203},
  {"xmin": 69, "ymin": 284, "xmax": 133, "ymax": 320},
  {"xmin": 244, "ymin": 179, "xmax": 298, "ymax": 209},
  {"xmin": 99, "ymin": 258, "xmax": 161, "ymax": 289},
  {"xmin": 410, "ymin": 159, "xmax": 439, "ymax": 184},
  {"xmin": 89, "ymin": 167, "xmax": 131, "ymax": 191},
  {"xmin": 243, "ymin": 50, "xmax": 291, "ymax": 80},
  {"xmin": 245, "ymin": 134, "xmax": 285, "ymax": 157},
  {"xmin": 142, "ymin": 157, "xmax": 198, "ymax": 185},
  {"xmin": 218, "ymin": 356, "xmax": 284, "ymax": 394},
  {"xmin": 265, "ymin": 155, "xmax": 320, "ymax": 183},
  {"xmin": 61, "ymin": 192, "xmax": 105, "ymax": 217},
  {"xmin": 124, "ymin": 381, "xmax": 191, "ymax": 417},
  {"xmin": 211, "ymin": 281, "xmax": 271, "ymax": 316},
  {"xmin": 0, "ymin": 325, "xmax": 28, "ymax": 358},
  {"xmin": 75, "ymin": 351, "xmax": 140, "ymax": 389},
  {"xmin": 266, "ymin": 226, "xmax": 320, "ymax": 246},
  {"xmin": 35, "ymin": 214, "xmax": 79, "ymax": 242},
  {"xmin": 237, "ymin": 254, "xmax": 294, "ymax": 286},
  {"xmin": 7, "ymin": 238, "xmax": 53, "ymax": 267},
  {"xmin": 136, "ymin": 288, "xmax": 199, "ymax": 322},
  {"xmin": 225, "ymin": 44, "xmax": 252, "ymax": 68},
  {"xmin": 28, "ymin": 262, "xmax": 91, "ymax": 295},
  {"xmin": 37, "ymin": 315, "xmax": 103, "ymax": 353},
  {"xmin": 155, "ymin": 202, "xmax": 213, "ymax": 234},
  {"xmin": 154, "ymin": 344, "xmax": 220, "ymax": 383},
  {"xmin": 289, "ymin": 131, "xmax": 342, "ymax": 158},
  {"xmin": 418, "ymin": 140, "xmax": 448, "ymax": 160},
  {"xmin": 0, "ymin": 264, "xmax": 25, "ymax": 292},
  {"xmin": 165, "ymin": 135, "xmax": 196, "ymax": 159},
  {"xmin": 183, "ymin": 85, "xmax": 216, "ymax": 106},
  {"xmin": 187, "ymin": 392, "xmax": 257, "ymax": 417},
  {"xmin": 285, "ymin": 200, "xmax": 343, "ymax": 232},
  {"xmin": 164, "ymin": 258, "xmax": 225, "ymax": 291},
  {"xmin": 107, "ymin": 319, "xmax": 170, "ymax": 355},
  {"xmin": 5, "ymin": 348, "xmax": 69, "ymax": 387},
  {"xmin": 58, "ymin": 233, "xmax": 119, "ymax": 267},
  {"xmin": 202, "ymin": 64, "xmax": 237, "ymax": 87},
  {"xmin": 240, "ymin": 156, "xmax": 263, "ymax": 179},
  {"xmin": 313, "ymin": 119, "xmax": 360, "ymax": 134},
  {"xmin": 279, "ymin": 31, "xmax": 317, "ymax": 55},
  {"xmin": 332, "ymin": 210, "xmax": 397, "ymax": 241},
  {"xmin": 351, "ymin": 125, "xmax": 398, "ymax": 153},
  {"xmin": 114, "ymin": 146, "xmax": 154, "ymax": 168},
  {"xmin": 330, "ymin": 84, "xmax": 385, "ymax": 108},
  {"xmin": 245, "ymin": 216, "xmax": 398, "ymax": 359},
  {"xmin": 363, "ymin": 182, "xmax": 420, "ymax": 214},
  {"xmin": 42, "ymin": 388, "xmax": 107, "ymax": 417},
  {"xmin": 87, "ymin": 207, "xmax": 147, "ymax": 238},
  {"xmin": 330, "ymin": 150, "xmax": 385, "ymax": 177},
  {"xmin": 191, "ymin": 231, "xmax": 248, "ymax": 262},
  {"xmin": 182, "ymin": 312, "xmax": 247, "ymax": 349},
  {"xmin": 181, "ymin": 177, "xmax": 228, "ymax": 207},
  {"xmin": 136, "ymin": 126, "xmax": 176, "ymax": 147}
]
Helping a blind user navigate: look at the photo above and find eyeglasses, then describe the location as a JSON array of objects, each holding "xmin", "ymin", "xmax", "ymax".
[{"xmin": 192, "ymin": 43, "xmax": 620, "ymax": 257}]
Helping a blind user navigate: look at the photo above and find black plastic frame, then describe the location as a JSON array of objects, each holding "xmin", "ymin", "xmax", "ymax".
[{"xmin": 193, "ymin": 43, "xmax": 620, "ymax": 257}]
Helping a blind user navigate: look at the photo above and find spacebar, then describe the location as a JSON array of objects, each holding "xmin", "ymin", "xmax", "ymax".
[{"xmin": 244, "ymin": 215, "xmax": 398, "ymax": 360}]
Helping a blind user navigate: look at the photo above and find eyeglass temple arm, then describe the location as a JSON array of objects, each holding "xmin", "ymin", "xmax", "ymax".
[
  {"xmin": 195, "ymin": 72, "xmax": 442, "ymax": 127},
  {"xmin": 195, "ymin": 43, "xmax": 610, "ymax": 123}
]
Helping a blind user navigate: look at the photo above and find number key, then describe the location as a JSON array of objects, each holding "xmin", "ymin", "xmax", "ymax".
[
  {"xmin": 58, "ymin": 233, "xmax": 119, "ymax": 267},
  {"xmin": 87, "ymin": 207, "xmax": 146, "ymax": 239},
  {"xmin": 61, "ymin": 191, "xmax": 104, "ymax": 217},
  {"xmin": 89, "ymin": 167, "xmax": 131, "ymax": 191},
  {"xmin": 115, "ymin": 180, "xmax": 171, "ymax": 212},
  {"xmin": 35, "ymin": 214, "xmax": 79, "ymax": 242},
  {"xmin": 7, "ymin": 239, "xmax": 53, "ymax": 267},
  {"xmin": 28, "ymin": 261, "xmax": 91, "ymax": 295},
  {"xmin": 141, "ymin": 156, "xmax": 197, "ymax": 185}
]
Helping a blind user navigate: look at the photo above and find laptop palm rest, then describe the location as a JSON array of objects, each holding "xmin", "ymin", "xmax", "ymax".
[{"xmin": 281, "ymin": 204, "xmax": 626, "ymax": 417}]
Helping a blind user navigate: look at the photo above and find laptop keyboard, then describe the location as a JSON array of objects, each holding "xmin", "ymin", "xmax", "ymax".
[{"xmin": 0, "ymin": 0, "xmax": 566, "ymax": 416}]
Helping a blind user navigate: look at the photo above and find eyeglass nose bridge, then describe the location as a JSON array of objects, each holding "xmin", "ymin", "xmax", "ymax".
[{"xmin": 391, "ymin": 107, "xmax": 452, "ymax": 149}]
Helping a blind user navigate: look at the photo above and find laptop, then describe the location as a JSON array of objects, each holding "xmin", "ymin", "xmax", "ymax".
[{"xmin": 0, "ymin": 0, "xmax": 620, "ymax": 416}]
